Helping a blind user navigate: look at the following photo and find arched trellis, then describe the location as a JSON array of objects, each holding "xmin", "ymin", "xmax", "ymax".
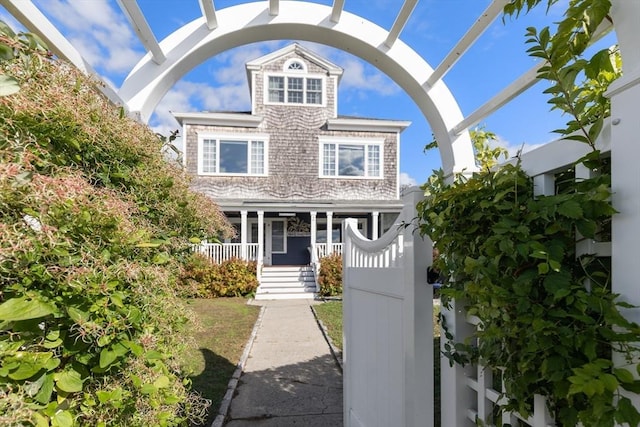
[{"xmin": 116, "ymin": 1, "xmax": 477, "ymax": 175}]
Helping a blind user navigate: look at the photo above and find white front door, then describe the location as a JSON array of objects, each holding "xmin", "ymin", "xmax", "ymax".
[{"xmin": 264, "ymin": 219, "xmax": 286, "ymax": 265}]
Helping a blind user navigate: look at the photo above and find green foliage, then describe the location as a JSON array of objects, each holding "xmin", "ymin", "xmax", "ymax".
[
  {"xmin": 419, "ymin": 156, "xmax": 640, "ymax": 426},
  {"xmin": 525, "ymin": 27, "xmax": 620, "ymax": 150},
  {"xmin": 317, "ymin": 253, "xmax": 343, "ymax": 297},
  {"xmin": 417, "ymin": 1, "xmax": 639, "ymax": 425},
  {"xmin": 0, "ymin": 21, "xmax": 48, "ymax": 96},
  {"xmin": 0, "ymin": 21, "xmax": 231, "ymax": 426},
  {"xmin": 179, "ymin": 255, "xmax": 258, "ymax": 298}
]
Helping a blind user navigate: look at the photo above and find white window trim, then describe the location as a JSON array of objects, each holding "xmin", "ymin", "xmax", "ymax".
[
  {"xmin": 318, "ymin": 136, "xmax": 385, "ymax": 180},
  {"xmin": 264, "ymin": 73, "xmax": 326, "ymax": 107},
  {"xmin": 283, "ymin": 58, "xmax": 307, "ymax": 72},
  {"xmin": 197, "ymin": 133, "xmax": 269, "ymax": 177}
]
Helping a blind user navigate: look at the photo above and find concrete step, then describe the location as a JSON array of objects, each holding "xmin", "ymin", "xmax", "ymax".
[
  {"xmin": 256, "ymin": 266, "xmax": 317, "ymax": 300},
  {"xmin": 254, "ymin": 292, "xmax": 316, "ymax": 300},
  {"xmin": 259, "ymin": 280, "xmax": 315, "ymax": 288}
]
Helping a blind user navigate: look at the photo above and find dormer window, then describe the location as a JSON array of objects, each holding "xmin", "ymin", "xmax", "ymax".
[{"xmin": 267, "ymin": 75, "xmax": 324, "ymax": 106}]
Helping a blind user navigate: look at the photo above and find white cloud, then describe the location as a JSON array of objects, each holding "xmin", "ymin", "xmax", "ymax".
[
  {"xmin": 339, "ymin": 57, "xmax": 400, "ymax": 96},
  {"xmin": 400, "ymin": 172, "xmax": 418, "ymax": 187},
  {"xmin": 34, "ymin": 0, "xmax": 143, "ymax": 75},
  {"xmin": 298, "ymin": 41, "xmax": 400, "ymax": 98},
  {"xmin": 150, "ymin": 80, "xmax": 251, "ymax": 136}
]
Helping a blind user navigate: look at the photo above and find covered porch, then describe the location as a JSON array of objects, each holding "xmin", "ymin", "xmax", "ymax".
[{"xmin": 195, "ymin": 209, "xmax": 400, "ymax": 265}]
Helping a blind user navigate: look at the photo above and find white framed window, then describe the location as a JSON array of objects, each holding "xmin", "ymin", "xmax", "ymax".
[
  {"xmin": 319, "ymin": 137, "xmax": 384, "ymax": 179},
  {"xmin": 198, "ymin": 134, "xmax": 268, "ymax": 176},
  {"xmin": 266, "ymin": 74, "xmax": 324, "ymax": 106}
]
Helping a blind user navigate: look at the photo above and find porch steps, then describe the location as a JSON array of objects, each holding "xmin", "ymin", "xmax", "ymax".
[{"xmin": 255, "ymin": 266, "xmax": 317, "ymax": 300}]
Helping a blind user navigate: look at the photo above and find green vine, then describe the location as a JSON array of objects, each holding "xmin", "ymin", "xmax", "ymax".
[{"xmin": 419, "ymin": 1, "xmax": 640, "ymax": 425}]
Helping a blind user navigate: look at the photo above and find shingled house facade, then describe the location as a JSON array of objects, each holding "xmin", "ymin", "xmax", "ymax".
[{"xmin": 175, "ymin": 44, "xmax": 409, "ymax": 276}]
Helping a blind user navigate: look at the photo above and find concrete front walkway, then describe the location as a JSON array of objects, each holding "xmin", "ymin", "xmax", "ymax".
[{"xmin": 224, "ymin": 299, "xmax": 343, "ymax": 426}]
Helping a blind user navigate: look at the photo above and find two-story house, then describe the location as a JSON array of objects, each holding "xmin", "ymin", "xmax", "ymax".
[{"xmin": 175, "ymin": 43, "xmax": 410, "ymax": 298}]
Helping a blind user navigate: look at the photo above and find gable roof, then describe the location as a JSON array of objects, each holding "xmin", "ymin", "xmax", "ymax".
[{"xmin": 245, "ymin": 43, "xmax": 344, "ymax": 89}]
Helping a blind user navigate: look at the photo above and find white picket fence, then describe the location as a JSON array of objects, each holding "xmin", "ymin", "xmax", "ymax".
[
  {"xmin": 342, "ymin": 188, "xmax": 433, "ymax": 427},
  {"xmin": 192, "ymin": 242, "xmax": 259, "ymax": 264},
  {"xmin": 440, "ymin": 124, "xmax": 612, "ymax": 427}
]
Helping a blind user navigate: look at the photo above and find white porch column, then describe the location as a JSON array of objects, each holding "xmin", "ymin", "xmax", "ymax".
[
  {"xmin": 310, "ymin": 210, "xmax": 317, "ymax": 249},
  {"xmin": 326, "ymin": 211, "xmax": 333, "ymax": 253},
  {"xmin": 240, "ymin": 210, "xmax": 248, "ymax": 260},
  {"xmin": 372, "ymin": 211, "xmax": 379, "ymax": 240},
  {"xmin": 257, "ymin": 210, "xmax": 264, "ymax": 270}
]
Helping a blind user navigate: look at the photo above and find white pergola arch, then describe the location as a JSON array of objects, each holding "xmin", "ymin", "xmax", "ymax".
[{"xmin": 118, "ymin": 1, "xmax": 478, "ymax": 175}]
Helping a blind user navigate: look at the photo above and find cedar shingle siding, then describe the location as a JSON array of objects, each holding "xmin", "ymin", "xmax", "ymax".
[{"xmin": 181, "ymin": 45, "xmax": 402, "ymax": 202}]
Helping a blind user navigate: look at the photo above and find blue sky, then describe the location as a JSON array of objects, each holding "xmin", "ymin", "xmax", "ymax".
[{"xmin": 0, "ymin": 0, "xmax": 616, "ymax": 185}]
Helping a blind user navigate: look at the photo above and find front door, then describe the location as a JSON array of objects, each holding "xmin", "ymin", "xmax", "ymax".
[{"xmin": 264, "ymin": 219, "xmax": 286, "ymax": 265}]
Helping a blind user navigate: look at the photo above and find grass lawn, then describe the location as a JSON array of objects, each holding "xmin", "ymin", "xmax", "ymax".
[
  {"xmin": 181, "ymin": 298, "xmax": 260, "ymax": 426},
  {"xmin": 314, "ymin": 299, "xmax": 442, "ymax": 426},
  {"xmin": 313, "ymin": 301, "xmax": 343, "ymax": 350}
]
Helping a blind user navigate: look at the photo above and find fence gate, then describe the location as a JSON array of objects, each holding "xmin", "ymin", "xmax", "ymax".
[{"xmin": 342, "ymin": 188, "xmax": 433, "ymax": 427}]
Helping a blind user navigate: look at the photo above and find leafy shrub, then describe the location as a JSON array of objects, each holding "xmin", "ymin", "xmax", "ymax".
[
  {"xmin": 317, "ymin": 253, "xmax": 343, "ymax": 296},
  {"xmin": 0, "ymin": 23, "xmax": 232, "ymax": 426},
  {"xmin": 180, "ymin": 255, "xmax": 258, "ymax": 298}
]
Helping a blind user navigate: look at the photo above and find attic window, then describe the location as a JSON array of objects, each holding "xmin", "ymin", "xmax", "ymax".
[
  {"xmin": 283, "ymin": 58, "xmax": 306, "ymax": 72},
  {"xmin": 288, "ymin": 61, "xmax": 304, "ymax": 70}
]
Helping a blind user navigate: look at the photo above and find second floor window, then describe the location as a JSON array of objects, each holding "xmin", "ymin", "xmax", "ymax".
[
  {"xmin": 200, "ymin": 137, "xmax": 267, "ymax": 176},
  {"xmin": 267, "ymin": 75, "xmax": 323, "ymax": 105},
  {"xmin": 320, "ymin": 140, "xmax": 383, "ymax": 178}
]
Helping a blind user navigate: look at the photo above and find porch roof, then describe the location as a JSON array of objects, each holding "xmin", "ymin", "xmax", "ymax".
[{"xmin": 215, "ymin": 199, "xmax": 404, "ymax": 213}]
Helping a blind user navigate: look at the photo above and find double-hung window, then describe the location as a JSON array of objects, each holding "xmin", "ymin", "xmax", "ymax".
[
  {"xmin": 199, "ymin": 135, "xmax": 268, "ymax": 176},
  {"xmin": 319, "ymin": 138, "xmax": 383, "ymax": 178},
  {"xmin": 266, "ymin": 75, "xmax": 323, "ymax": 106}
]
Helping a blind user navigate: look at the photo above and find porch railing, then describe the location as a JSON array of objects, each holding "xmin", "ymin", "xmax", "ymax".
[
  {"xmin": 193, "ymin": 243, "xmax": 259, "ymax": 264},
  {"xmin": 314, "ymin": 243, "xmax": 343, "ymax": 259}
]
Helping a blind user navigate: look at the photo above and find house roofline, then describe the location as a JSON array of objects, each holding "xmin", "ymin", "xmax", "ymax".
[
  {"xmin": 172, "ymin": 111, "xmax": 263, "ymax": 128},
  {"xmin": 213, "ymin": 199, "xmax": 403, "ymax": 213},
  {"xmin": 326, "ymin": 117, "xmax": 411, "ymax": 133},
  {"xmin": 245, "ymin": 43, "xmax": 344, "ymax": 91}
]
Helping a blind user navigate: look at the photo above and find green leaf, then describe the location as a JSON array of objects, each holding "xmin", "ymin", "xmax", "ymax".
[
  {"xmin": 0, "ymin": 74, "xmax": 20, "ymax": 96},
  {"xmin": 0, "ymin": 297, "xmax": 56, "ymax": 321},
  {"xmin": 140, "ymin": 383, "xmax": 157, "ymax": 394},
  {"xmin": 145, "ymin": 350, "xmax": 164, "ymax": 361},
  {"xmin": 8, "ymin": 352, "xmax": 53, "ymax": 380},
  {"xmin": 0, "ymin": 42, "xmax": 14, "ymax": 60},
  {"xmin": 66, "ymin": 306, "xmax": 88, "ymax": 323},
  {"xmin": 152, "ymin": 251, "xmax": 171, "ymax": 265},
  {"xmin": 614, "ymin": 368, "xmax": 635, "ymax": 384},
  {"xmin": 558, "ymin": 200, "xmax": 583, "ymax": 219},
  {"xmin": 154, "ymin": 375, "xmax": 170, "ymax": 389},
  {"xmin": 99, "ymin": 342, "xmax": 128, "ymax": 368},
  {"xmin": 538, "ymin": 262, "xmax": 550, "ymax": 274},
  {"xmin": 601, "ymin": 373, "xmax": 618, "ymax": 392},
  {"xmin": 51, "ymin": 410, "xmax": 74, "ymax": 427},
  {"xmin": 617, "ymin": 397, "xmax": 640, "ymax": 426},
  {"xmin": 34, "ymin": 373, "xmax": 55, "ymax": 404},
  {"xmin": 54, "ymin": 369, "xmax": 84, "ymax": 393}
]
